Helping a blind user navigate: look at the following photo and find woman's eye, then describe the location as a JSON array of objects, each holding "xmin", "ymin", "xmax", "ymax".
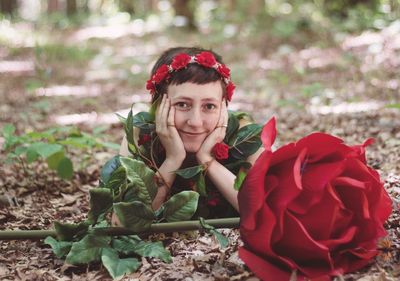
[
  {"xmin": 175, "ymin": 102, "xmax": 190, "ymax": 109},
  {"xmin": 204, "ymin": 104, "xmax": 217, "ymax": 110}
]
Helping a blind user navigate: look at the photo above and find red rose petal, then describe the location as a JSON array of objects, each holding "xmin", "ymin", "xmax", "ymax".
[
  {"xmin": 239, "ymin": 247, "xmax": 291, "ymax": 281},
  {"xmin": 261, "ymin": 117, "xmax": 277, "ymax": 152},
  {"xmin": 239, "ymin": 150, "xmax": 272, "ymax": 230}
]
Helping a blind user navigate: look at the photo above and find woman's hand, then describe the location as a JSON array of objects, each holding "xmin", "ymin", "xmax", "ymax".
[
  {"xmin": 196, "ymin": 100, "xmax": 229, "ymax": 164},
  {"xmin": 156, "ymin": 94, "xmax": 186, "ymax": 165}
]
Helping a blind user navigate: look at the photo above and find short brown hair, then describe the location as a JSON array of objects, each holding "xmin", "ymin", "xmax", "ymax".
[{"xmin": 150, "ymin": 47, "xmax": 226, "ymax": 103}]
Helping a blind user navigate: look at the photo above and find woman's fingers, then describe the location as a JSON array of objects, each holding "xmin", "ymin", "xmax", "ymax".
[{"xmin": 167, "ymin": 99, "xmax": 175, "ymax": 128}]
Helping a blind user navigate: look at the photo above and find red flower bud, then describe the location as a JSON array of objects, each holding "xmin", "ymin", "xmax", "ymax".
[
  {"xmin": 171, "ymin": 53, "xmax": 191, "ymax": 70},
  {"xmin": 212, "ymin": 142, "xmax": 229, "ymax": 160},
  {"xmin": 195, "ymin": 51, "xmax": 217, "ymax": 68}
]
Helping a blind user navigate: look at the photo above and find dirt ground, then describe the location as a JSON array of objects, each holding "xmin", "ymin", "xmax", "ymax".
[{"xmin": 0, "ymin": 19, "xmax": 399, "ymax": 280}]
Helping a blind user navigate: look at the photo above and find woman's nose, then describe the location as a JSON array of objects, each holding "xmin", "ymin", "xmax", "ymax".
[{"xmin": 187, "ymin": 109, "xmax": 203, "ymax": 127}]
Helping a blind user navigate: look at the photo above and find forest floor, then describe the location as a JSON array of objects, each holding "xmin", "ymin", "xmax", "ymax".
[{"xmin": 0, "ymin": 17, "xmax": 399, "ymax": 280}]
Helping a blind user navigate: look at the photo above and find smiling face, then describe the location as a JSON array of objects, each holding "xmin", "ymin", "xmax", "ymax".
[{"xmin": 167, "ymin": 81, "xmax": 224, "ymax": 153}]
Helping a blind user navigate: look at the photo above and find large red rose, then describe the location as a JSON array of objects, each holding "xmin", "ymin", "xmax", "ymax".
[
  {"xmin": 217, "ymin": 64, "xmax": 230, "ymax": 79},
  {"xmin": 171, "ymin": 53, "xmax": 191, "ymax": 70},
  {"xmin": 238, "ymin": 118, "xmax": 392, "ymax": 281},
  {"xmin": 195, "ymin": 51, "xmax": 217, "ymax": 68}
]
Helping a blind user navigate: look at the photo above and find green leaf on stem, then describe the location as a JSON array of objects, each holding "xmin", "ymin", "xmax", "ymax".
[
  {"xmin": 163, "ymin": 191, "xmax": 199, "ymax": 222},
  {"xmin": 112, "ymin": 236, "xmax": 172, "ymax": 263},
  {"xmin": 46, "ymin": 151, "xmax": 65, "ymax": 170},
  {"xmin": 101, "ymin": 248, "xmax": 141, "ymax": 279},
  {"xmin": 199, "ymin": 217, "xmax": 229, "ymax": 248},
  {"xmin": 54, "ymin": 221, "xmax": 89, "ymax": 241},
  {"xmin": 57, "ymin": 157, "xmax": 73, "ymax": 180},
  {"xmin": 44, "ymin": 236, "xmax": 73, "ymax": 258},
  {"xmin": 174, "ymin": 165, "xmax": 203, "ymax": 179},
  {"xmin": 113, "ymin": 201, "xmax": 155, "ymax": 231},
  {"xmin": 28, "ymin": 142, "xmax": 64, "ymax": 158},
  {"xmin": 100, "ymin": 155, "xmax": 121, "ymax": 185},
  {"xmin": 66, "ymin": 234, "xmax": 111, "ymax": 264},
  {"xmin": 120, "ymin": 157, "xmax": 157, "ymax": 204},
  {"xmin": 88, "ymin": 188, "xmax": 113, "ymax": 224},
  {"xmin": 195, "ymin": 173, "xmax": 207, "ymax": 197},
  {"xmin": 225, "ymin": 112, "xmax": 239, "ymax": 143},
  {"xmin": 234, "ymin": 164, "xmax": 251, "ymax": 191},
  {"xmin": 132, "ymin": 112, "xmax": 154, "ymax": 130}
]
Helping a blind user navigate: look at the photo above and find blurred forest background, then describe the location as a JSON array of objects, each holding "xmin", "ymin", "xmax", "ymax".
[{"xmin": 1, "ymin": 0, "xmax": 400, "ymax": 280}]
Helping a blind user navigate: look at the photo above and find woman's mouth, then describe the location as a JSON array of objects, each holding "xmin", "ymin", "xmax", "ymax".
[{"xmin": 180, "ymin": 130, "xmax": 206, "ymax": 137}]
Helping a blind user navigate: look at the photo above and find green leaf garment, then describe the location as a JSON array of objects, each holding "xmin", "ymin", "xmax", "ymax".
[{"xmin": 117, "ymin": 108, "xmax": 263, "ymax": 219}]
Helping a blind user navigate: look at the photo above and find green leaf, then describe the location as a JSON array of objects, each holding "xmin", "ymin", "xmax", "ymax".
[
  {"xmin": 199, "ymin": 218, "xmax": 229, "ymax": 248},
  {"xmin": 57, "ymin": 157, "xmax": 73, "ymax": 180},
  {"xmin": 54, "ymin": 221, "xmax": 89, "ymax": 241},
  {"xmin": 113, "ymin": 201, "xmax": 155, "ymax": 231},
  {"xmin": 100, "ymin": 141, "xmax": 120, "ymax": 150},
  {"xmin": 26, "ymin": 147, "xmax": 40, "ymax": 164},
  {"xmin": 131, "ymin": 240, "xmax": 172, "ymax": 263},
  {"xmin": 112, "ymin": 236, "xmax": 172, "ymax": 263},
  {"xmin": 28, "ymin": 142, "xmax": 64, "ymax": 158},
  {"xmin": 225, "ymin": 112, "xmax": 239, "ymax": 143},
  {"xmin": 2, "ymin": 124, "xmax": 15, "ymax": 138},
  {"xmin": 232, "ymin": 124, "xmax": 262, "ymax": 147},
  {"xmin": 163, "ymin": 191, "xmax": 199, "ymax": 222},
  {"xmin": 66, "ymin": 234, "xmax": 111, "ymax": 265},
  {"xmin": 195, "ymin": 173, "xmax": 207, "ymax": 197},
  {"xmin": 101, "ymin": 248, "xmax": 141, "ymax": 279},
  {"xmin": 120, "ymin": 157, "xmax": 157, "ymax": 204},
  {"xmin": 88, "ymin": 188, "xmax": 113, "ymax": 224},
  {"xmin": 104, "ymin": 166, "xmax": 127, "ymax": 198},
  {"xmin": 100, "ymin": 155, "xmax": 121, "ymax": 185},
  {"xmin": 210, "ymin": 229, "xmax": 229, "ymax": 248},
  {"xmin": 231, "ymin": 137, "xmax": 262, "ymax": 160},
  {"xmin": 46, "ymin": 151, "xmax": 65, "ymax": 170},
  {"xmin": 234, "ymin": 166, "xmax": 250, "ymax": 191},
  {"xmin": 44, "ymin": 236, "xmax": 73, "ymax": 258},
  {"xmin": 116, "ymin": 112, "xmax": 127, "ymax": 125},
  {"xmin": 174, "ymin": 165, "xmax": 203, "ymax": 179},
  {"xmin": 386, "ymin": 103, "xmax": 400, "ymax": 109},
  {"xmin": 14, "ymin": 146, "xmax": 27, "ymax": 156},
  {"xmin": 132, "ymin": 112, "xmax": 154, "ymax": 130}
]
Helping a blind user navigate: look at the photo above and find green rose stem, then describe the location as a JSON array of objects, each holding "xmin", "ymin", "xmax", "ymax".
[{"xmin": 0, "ymin": 217, "xmax": 240, "ymax": 240}]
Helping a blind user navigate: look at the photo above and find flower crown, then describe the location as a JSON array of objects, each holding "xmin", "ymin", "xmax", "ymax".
[{"xmin": 146, "ymin": 51, "xmax": 235, "ymax": 101}]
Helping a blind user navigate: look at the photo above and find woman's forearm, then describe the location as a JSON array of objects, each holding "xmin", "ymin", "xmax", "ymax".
[
  {"xmin": 203, "ymin": 159, "xmax": 239, "ymax": 212},
  {"xmin": 151, "ymin": 158, "xmax": 182, "ymax": 211}
]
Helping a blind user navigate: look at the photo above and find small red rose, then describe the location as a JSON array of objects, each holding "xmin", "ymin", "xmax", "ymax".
[
  {"xmin": 225, "ymin": 82, "xmax": 235, "ymax": 102},
  {"xmin": 146, "ymin": 79, "xmax": 155, "ymax": 92},
  {"xmin": 138, "ymin": 134, "xmax": 151, "ymax": 146},
  {"xmin": 171, "ymin": 53, "xmax": 191, "ymax": 70},
  {"xmin": 217, "ymin": 64, "xmax": 230, "ymax": 78},
  {"xmin": 212, "ymin": 142, "xmax": 229, "ymax": 160},
  {"xmin": 195, "ymin": 51, "xmax": 217, "ymax": 68},
  {"xmin": 153, "ymin": 64, "xmax": 169, "ymax": 83}
]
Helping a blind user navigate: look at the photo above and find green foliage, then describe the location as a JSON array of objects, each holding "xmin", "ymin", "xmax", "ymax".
[
  {"xmin": 199, "ymin": 218, "xmax": 229, "ymax": 248},
  {"xmin": 45, "ymin": 153, "xmax": 198, "ymax": 279},
  {"xmin": 1, "ymin": 124, "xmax": 119, "ymax": 180},
  {"xmin": 34, "ymin": 43, "xmax": 96, "ymax": 63}
]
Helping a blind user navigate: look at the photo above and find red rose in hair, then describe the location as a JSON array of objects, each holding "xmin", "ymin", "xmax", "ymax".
[
  {"xmin": 217, "ymin": 64, "xmax": 230, "ymax": 78},
  {"xmin": 212, "ymin": 142, "xmax": 229, "ymax": 160},
  {"xmin": 171, "ymin": 53, "xmax": 191, "ymax": 70},
  {"xmin": 225, "ymin": 82, "xmax": 235, "ymax": 102},
  {"xmin": 138, "ymin": 134, "xmax": 151, "ymax": 146},
  {"xmin": 195, "ymin": 51, "xmax": 217, "ymax": 68},
  {"xmin": 146, "ymin": 79, "xmax": 155, "ymax": 92},
  {"xmin": 153, "ymin": 64, "xmax": 169, "ymax": 83},
  {"xmin": 238, "ymin": 118, "xmax": 392, "ymax": 281}
]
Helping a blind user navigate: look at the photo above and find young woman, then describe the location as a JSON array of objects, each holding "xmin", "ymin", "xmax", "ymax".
[{"xmin": 119, "ymin": 47, "xmax": 264, "ymax": 218}]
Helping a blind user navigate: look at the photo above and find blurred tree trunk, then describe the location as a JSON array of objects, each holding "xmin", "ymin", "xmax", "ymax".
[
  {"xmin": 66, "ymin": 0, "xmax": 77, "ymax": 16},
  {"xmin": 173, "ymin": 0, "xmax": 196, "ymax": 30},
  {"xmin": 48, "ymin": 0, "xmax": 59, "ymax": 13},
  {"xmin": 144, "ymin": 0, "xmax": 158, "ymax": 12},
  {"xmin": 0, "ymin": 0, "xmax": 18, "ymax": 15},
  {"xmin": 119, "ymin": 0, "xmax": 135, "ymax": 14}
]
